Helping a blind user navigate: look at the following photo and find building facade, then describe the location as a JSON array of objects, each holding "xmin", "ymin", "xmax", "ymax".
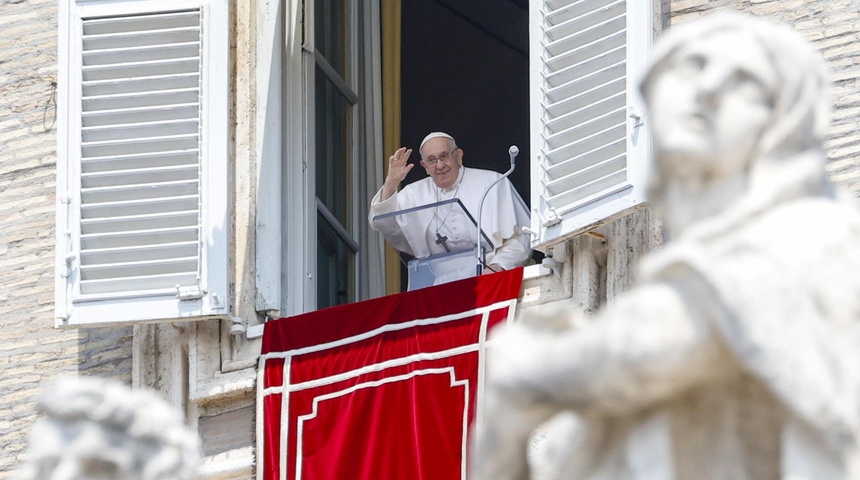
[{"xmin": 0, "ymin": 0, "xmax": 857, "ymax": 478}]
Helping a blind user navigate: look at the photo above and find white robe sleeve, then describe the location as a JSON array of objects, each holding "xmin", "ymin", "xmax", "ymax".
[
  {"xmin": 477, "ymin": 174, "xmax": 531, "ymax": 269},
  {"xmin": 485, "ymin": 227, "xmax": 530, "ymax": 270},
  {"xmin": 368, "ymin": 188, "xmax": 415, "ymax": 256}
]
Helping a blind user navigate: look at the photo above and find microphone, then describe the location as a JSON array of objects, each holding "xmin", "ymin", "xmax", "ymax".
[{"xmin": 476, "ymin": 145, "xmax": 519, "ymax": 276}]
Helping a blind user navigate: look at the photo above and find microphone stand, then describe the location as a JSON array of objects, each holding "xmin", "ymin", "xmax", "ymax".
[{"xmin": 476, "ymin": 145, "xmax": 519, "ymax": 277}]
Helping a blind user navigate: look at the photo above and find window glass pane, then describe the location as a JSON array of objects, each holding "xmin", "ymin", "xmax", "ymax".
[
  {"xmin": 315, "ymin": 66, "xmax": 352, "ymax": 229},
  {"xmin": 317, "ymin": 212, "xmax": 355, "ymax": 308},
  {"xmin": 315, "ymin": 0, "xmax": 349, "ymax": 79}
]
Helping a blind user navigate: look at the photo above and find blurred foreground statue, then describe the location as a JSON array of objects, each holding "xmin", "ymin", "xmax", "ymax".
[
  {"xmin": 473, "ymin": 12, "xmax": 860, "ymax": 480},
  {"xmin": 20, "ymin": 377, "xmax": 199, "ymax": 480}
]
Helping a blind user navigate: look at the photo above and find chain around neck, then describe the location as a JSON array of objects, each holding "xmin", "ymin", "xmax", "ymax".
[{"xmin": 435, "ymin": 167, "xmax": 466, "ymax": 235}]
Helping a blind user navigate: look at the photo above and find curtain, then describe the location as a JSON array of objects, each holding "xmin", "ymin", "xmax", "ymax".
[{"xmin": 259, "ymin": 268, "xmax": 523, "ymax": 480}]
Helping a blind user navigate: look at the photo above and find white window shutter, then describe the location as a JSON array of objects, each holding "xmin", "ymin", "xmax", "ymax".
[
  {"xmin": 529, "ymin": 0, "xmax": 651, "ymax": 249},
  {"xmin": 55, "ymin": 0, "xmax": 229, "ymax": 327}
]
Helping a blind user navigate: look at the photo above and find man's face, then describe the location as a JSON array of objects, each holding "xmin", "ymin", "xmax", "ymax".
[
  {"xmin": 648, "ymin": 31, "xmax": 776, "ymax": 179},
  {"xmin": 420, "ymin": 138, "xmax": 462, "ymax": 190}
]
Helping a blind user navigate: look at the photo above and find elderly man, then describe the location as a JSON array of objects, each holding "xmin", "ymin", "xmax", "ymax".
[
  {"xmin": 369, "ymin": 132, "xmax": 530, "ymax": 285},
  {"xmin": 473, "ymin": 13, "xmax": 860, "ymax": 480}
]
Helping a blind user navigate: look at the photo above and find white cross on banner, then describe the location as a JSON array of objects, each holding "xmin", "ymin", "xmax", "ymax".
[{"xmin": 257, "ymin": 268, "xmax": 523, "ymax": 480}]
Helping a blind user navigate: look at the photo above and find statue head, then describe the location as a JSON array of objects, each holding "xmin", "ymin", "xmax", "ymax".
[
  {"xmin": 639, "ymin": 13, "xmax": 832, "ymax": 225},
  {"xmin": 20, "ymin": 377, "xmax": 199, "ymax": 480}
]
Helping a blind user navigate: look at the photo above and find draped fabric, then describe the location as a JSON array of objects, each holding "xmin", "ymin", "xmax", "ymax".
[{"xmin": 258, "ymin": 268, "xmax": 524, "ymax": 480}]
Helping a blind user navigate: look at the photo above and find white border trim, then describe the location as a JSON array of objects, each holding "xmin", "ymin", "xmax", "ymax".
[
  {"xmin": 255, "ymin": 358, "xmax": 266, "ymax": 480},
  {"xmin": 280, "ymin": 357, "xmax": 291, "ymax": 480},
  {"xmin": 294, "ymin": 368, "xmax": 470, "ymax": 480},
  {"xmin": 259, "ymin": 299, "xmax": 514, "ymax": 362}
]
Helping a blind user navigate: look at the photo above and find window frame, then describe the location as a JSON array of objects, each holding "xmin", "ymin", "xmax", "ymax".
[
  {"xmin": 255, "ymin": 0, "xmax": 384, "ymax": 317},
  {"xmin": 308, "ymin": 0, "xmax": 361, "ymax": 309}
]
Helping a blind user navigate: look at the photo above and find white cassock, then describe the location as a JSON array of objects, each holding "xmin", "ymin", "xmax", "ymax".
[{"xmin": 369, "ymin": 166, "xmax": 531, "ymax": 285}]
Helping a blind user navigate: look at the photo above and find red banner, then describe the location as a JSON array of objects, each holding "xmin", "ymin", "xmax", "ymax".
[{"xmin": 258, "ymin": 268, "xmax": 523, "ymax": 480}]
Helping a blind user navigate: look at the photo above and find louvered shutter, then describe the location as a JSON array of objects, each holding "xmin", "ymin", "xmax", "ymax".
[
  {"xmin": 56, "ymin": 0, "xmax": 229, "ymax": 327},
  {"xmin": 529, "ymin": 0, "xmax": 651, "ymax": 249}
]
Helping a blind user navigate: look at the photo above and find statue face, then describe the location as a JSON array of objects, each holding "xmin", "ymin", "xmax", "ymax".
[
  {"xmin": 648, "ymin": 31, "xmax": 777, "ymax": 179},
  {"xmin": 27, "ymin": 419, "xmax": 138, "ymax": 480}
]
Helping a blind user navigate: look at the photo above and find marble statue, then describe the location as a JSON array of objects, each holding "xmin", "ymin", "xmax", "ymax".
[
  {"xmin": 19, "ymin": 376, "xmax": 199, "ymax": 480},
  {"xmin": 473, "ymin": 12, "xmax": 860, "ymax": 480}
]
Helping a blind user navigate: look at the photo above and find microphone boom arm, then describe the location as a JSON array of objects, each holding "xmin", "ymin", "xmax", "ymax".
[{"xmin": 476, "ymin": 145, "xmax": 519, "ymax": 276}]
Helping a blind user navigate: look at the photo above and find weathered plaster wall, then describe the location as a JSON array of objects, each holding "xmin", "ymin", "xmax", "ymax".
[
  {"xmin": 0, "ymin": 1, "xmax": 134, "ymax": 477},
  {"xmin": 665, "ymin": 0, "xmax": 860, "ymax": 195},
  {"xmin": 520, "ymin": 208, "xmax": 664, "ymax": 313},
  {"xmin": 0, "ymin": 0, "xmax": 262, "ymax": 477}
]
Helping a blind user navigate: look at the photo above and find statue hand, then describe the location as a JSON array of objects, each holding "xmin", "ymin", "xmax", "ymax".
[{"xmin": 470, "ymin": 322, "xmax": 563, "ymax": 480}]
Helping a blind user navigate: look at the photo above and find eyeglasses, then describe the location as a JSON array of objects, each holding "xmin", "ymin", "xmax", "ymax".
[{"xmin": 423, "ymin": 148, "xmax": 458, "ymax": 167}]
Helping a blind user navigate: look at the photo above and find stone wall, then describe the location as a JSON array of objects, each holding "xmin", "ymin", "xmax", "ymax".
[
  {"xmin": 666, "ymin": 0, "xmax": 860, "ymax": 195},
  {"xmin": 0, "ymin": 1, "xmax": 133, "ymax": 477}
]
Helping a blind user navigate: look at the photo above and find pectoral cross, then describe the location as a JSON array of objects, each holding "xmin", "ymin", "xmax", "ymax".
[{"xmin": 435, "ymin": 232, "xmax": 450, "ymax": 252}]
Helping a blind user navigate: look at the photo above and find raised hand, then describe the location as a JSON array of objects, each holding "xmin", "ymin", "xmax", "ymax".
[{"xmin": 381, "ymin": 147, "xmax": 414, "ymax": 200}]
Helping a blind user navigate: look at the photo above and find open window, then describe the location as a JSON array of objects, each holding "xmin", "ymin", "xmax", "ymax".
[
  {"xmin": 55, "ymin": 0, "xmax": 229, "ymax": 327},
  {"xmin": 397, "ymin": 0, "xmax": 651, "ymax": 267},
  {"xmin": 255, "ymin": 0, "xmax": 652, "ymax": 312}
]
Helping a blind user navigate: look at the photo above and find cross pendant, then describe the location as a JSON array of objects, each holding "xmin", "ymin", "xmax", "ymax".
[{"xmin": 435, "ymin": 232, "xmax": 450, "ymax": 253}]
